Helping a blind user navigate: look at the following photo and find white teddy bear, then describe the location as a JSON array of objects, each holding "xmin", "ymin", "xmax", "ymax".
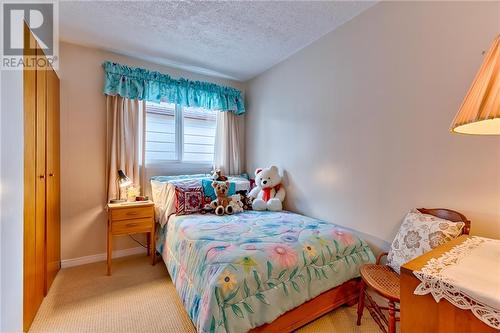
[{"xmin": 248, "ymin": 166, "xmax": 286, "ymax": 211}]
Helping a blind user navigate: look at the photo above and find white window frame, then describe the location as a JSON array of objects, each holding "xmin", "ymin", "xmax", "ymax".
[{"xmin": 145, "ymin": 102, "xmax": 216, "ymax": 171}]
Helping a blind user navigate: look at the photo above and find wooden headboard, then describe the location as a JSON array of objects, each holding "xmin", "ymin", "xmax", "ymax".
[{"xmin": 417, "ymin": 208, "xmax": 471, "ymax": 235}]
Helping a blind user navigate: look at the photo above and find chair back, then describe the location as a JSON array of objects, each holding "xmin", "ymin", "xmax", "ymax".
[{"xmin": 417, "ymin": 208, "xmax": 471, "ymax": 235}]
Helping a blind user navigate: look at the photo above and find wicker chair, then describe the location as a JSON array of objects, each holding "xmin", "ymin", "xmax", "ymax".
[{"xmin": 356, "ymin": 208, "xmax": 471, "ymax": 333}]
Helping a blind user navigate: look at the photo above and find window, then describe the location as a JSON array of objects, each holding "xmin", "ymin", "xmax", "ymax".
[
  {"xmin": 145, "ymin": 102, "xmax": 176, "ymax": 162},
  {"xmin": 145, "ymin": 101, "xmax": 217, "ymax": 165},
  {"xmin": 182, "ymin": 106, "xmax": 217, "ymax": 163}
]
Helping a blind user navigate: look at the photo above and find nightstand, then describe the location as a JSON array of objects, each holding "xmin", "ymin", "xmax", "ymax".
[{"xmin": 106, "ymin": 201, "xmax": 156, "ymax": 275}]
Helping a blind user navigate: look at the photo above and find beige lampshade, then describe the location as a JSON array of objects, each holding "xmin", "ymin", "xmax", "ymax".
[{"xmin": 450, "ymin": 35, "xmax": 500, "ymax": 135}]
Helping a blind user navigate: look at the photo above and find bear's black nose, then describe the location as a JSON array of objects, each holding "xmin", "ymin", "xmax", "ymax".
[{"xmin": 262, "ymin": 180, "xmax": 267, "ymax": 185}]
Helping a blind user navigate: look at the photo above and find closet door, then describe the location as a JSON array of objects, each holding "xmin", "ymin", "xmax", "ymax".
[
  {"xmin": 46, "ymin": 68, "xmax": 61, "ymax": 291},
  {"xmin": 23, "ymin": 24, "xmax": 39, "ymax": 331},
  {"xmin": 23, "ymin": 23, "xmax": 61, "ymax": 330},
  {"xmin": 35, "ymin": 47, "xmax": 47, "ymax": 298}
]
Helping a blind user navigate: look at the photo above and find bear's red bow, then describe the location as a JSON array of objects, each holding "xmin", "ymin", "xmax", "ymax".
[{"xmin": 262, "ymin": 184, "xmax": 281, "ymax": 202}]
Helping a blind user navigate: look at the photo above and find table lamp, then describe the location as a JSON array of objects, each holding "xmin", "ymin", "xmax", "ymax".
[
  {"xmin": 109, "ymin": 169, "xmax": 132, "ymax": 203},
  {"xmin": 450, "ymin": 35, "xmax": 499, "ymax": 135}
]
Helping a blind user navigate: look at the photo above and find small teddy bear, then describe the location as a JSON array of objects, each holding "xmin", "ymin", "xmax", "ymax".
[
  {"xmin": 236, "ymin": 190, "xmax": 253, "ymax": 210},
  {"xmin": 229, "ymin": 194, "xmax": 244, "ymax": 213},
  {"xmin": 211, "ymin": 169, "xmax": 228, "ymax": 182},
  {"xmin": 210, "ymin": 181, "xmax": 234, "ymax": 216}
]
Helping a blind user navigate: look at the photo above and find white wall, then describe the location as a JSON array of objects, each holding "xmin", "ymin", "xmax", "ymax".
[
  {"xmin": 0, "ymin": 70, "xmax": 24, "ymax": 333},
  {"xmin": 246, "ymin": 1, "xmax": 500, "ymax": 248},
  {"xmin": 59, "ymin": 42, "xmax": 246, "ymax": 261}
]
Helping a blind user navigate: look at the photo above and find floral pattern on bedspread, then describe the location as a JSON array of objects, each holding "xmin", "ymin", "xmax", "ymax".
[{"xmin": 160, "ymin": 211, "xmax": 375, "ymax": 333}]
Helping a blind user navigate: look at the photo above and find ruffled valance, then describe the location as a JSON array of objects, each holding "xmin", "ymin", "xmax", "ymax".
[{"xmin": 102, "ymin": 61, "xmax": 245, "ymax": 114}]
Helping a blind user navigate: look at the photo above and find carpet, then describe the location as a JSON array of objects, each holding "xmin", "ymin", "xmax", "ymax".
[{"xmin": 30, "ymin": 254, "xmax": 379, "ymax": 332}]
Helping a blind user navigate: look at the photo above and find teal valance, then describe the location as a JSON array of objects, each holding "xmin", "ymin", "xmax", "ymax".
[{"xmin": 102, "ymin": 61, "xmax": 245, "ymax": 115}]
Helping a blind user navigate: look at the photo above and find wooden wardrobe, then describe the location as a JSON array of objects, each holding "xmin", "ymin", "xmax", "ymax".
[{"xmin": 23, "ymin": 24, "xmax": 61, "ymax": 331}]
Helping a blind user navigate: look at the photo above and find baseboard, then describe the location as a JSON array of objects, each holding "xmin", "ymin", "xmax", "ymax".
[{"xmin": 61, "ymin": 246, "xmax": 147, "ymax": 268}]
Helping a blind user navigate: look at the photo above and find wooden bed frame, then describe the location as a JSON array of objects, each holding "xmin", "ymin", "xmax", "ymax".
[{"xmin": 249, "ymin": 278, "xmax": 360, "ymax": 333}]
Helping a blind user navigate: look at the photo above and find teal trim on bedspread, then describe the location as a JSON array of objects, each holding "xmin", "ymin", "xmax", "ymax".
[{"xmin": 158, "ymin": 211, "xmax": 375, "ymax": 333}]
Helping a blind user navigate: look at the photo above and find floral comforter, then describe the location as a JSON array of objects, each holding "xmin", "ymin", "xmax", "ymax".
[{"xmin": 158, "ymin": 211, "xmax": 375, "ymax": 333}]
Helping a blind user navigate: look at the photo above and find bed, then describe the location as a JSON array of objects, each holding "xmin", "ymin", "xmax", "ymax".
[
  {"xmin": 159, "ymin": 211, "xmax": 374, "ymax": 333},
  {"xmin": 151, "ymin": 176, "xmax": 375, "ymax": 333}
]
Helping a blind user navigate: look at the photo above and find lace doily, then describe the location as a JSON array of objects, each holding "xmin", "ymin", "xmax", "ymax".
[{"xmin": 414, "ymin": 237, "xmax": 500, "ymax": 330}]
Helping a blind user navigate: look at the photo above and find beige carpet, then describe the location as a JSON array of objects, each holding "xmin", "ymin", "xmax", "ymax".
[{"xmin": 30, "ymin": 254, "xmax": 379, "ymax": 333}]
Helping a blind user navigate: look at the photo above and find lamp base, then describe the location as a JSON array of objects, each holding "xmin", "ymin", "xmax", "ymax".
[{"xmin": 109, "ymin": 199, "xmax": 126, "ymax": 204}]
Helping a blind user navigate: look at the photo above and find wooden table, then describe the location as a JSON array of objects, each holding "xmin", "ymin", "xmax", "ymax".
[
  {"xmin": 106, "ymin": 201, "xmax": 156, "ymax": 275},
  {"xmin": 400, "ymin": 235, "xmax": 497, "ymax": 333}
]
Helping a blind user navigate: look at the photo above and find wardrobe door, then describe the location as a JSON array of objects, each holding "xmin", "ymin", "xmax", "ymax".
[
  {"xmin": 46, "ymin": 68, "xmax": 61, "ymax": 291},
  {"xmin": 35, "ymin": 47, "xmax": 47, "ymax": 298},
  {"xmin": 23, "ymin": 24, "xmax": 38, "ymax": 332}
]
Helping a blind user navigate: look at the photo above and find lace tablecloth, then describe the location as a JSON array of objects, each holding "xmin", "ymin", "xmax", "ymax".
[{"xmin": 414, "ymin": 236, "xmax": 500, "ymax": 330}]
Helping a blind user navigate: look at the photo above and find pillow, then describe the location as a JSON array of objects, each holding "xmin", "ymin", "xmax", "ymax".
[
  {"xmin": 235, "ymin": 173, "xmax": 250, "ymax": 180},
  {"xmin": 201, "ymin": 176, "xmax": 250, "ymax": 200},
  {"xmin": 202, "ymin": 179, "xmax": 236, "ymax": 200},
  {"xmin": 169, "ymin": 178, "xmax": 204, "ymax": 188},
  {"xmin": 387, "ymin": 209, "xmax": 465, "ymax": 274},
  {"xmin": 174, "ymin": 186, "xmax": 204, "ymax": 215}
]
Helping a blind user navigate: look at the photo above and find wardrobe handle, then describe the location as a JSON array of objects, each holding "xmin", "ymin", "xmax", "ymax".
[
  {"xmin": 39, "ymin": 175, "xmax": 45, "ymax": 179},
  {"xmin": 49, "ymin": 173, "xmax": 54, "ymax": 177}
]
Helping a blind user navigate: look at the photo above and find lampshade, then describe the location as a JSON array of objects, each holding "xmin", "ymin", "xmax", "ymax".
[
  {"xmin": 450, "ymin": 35, "xmax": 500, "ymax": 135},
  {"xmin": 117, "ymin": 169, "xmax": 132, "ymax": 188}
]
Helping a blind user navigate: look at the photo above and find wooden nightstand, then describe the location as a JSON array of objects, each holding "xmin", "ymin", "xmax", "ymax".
[{"xmin": 106, "ymin": 201, "xmax": 156, "ymax": 275}]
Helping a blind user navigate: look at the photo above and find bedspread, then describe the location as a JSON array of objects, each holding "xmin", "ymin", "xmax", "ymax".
[{"xmin": 160, "ymin": 211, "xmax": 375, "ymax": 333}]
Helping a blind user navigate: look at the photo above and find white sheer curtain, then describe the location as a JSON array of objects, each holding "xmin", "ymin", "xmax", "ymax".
[
  {"xmin": 214, "ymin": 111, "xmax": 242, "ymax": 175},
  {"xmin": 106, "ymin": 95, "xmax": 145, "ymax": 202}
]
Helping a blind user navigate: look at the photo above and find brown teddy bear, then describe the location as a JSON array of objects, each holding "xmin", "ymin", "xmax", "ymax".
[{"xmin": 210, "ymin": 181, "xmax": 234, "ymax": 216}]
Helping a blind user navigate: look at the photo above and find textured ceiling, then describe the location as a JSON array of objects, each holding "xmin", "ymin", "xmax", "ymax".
[{"xmin": 60, "ymin": 1, "xmax": 376, "ymax": 81}]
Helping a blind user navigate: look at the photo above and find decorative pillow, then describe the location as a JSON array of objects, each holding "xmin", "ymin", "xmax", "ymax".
[
  {"xmin": 202, "ymin": 178, "xmax": 236, "ymax": 200},
  {"xmin": 174, "ymin": 186, "xmax": 204, "ymax": 215},
  {"xmin": 387, "ymin": 209, "xmax": 465, "ymax": 274}
]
